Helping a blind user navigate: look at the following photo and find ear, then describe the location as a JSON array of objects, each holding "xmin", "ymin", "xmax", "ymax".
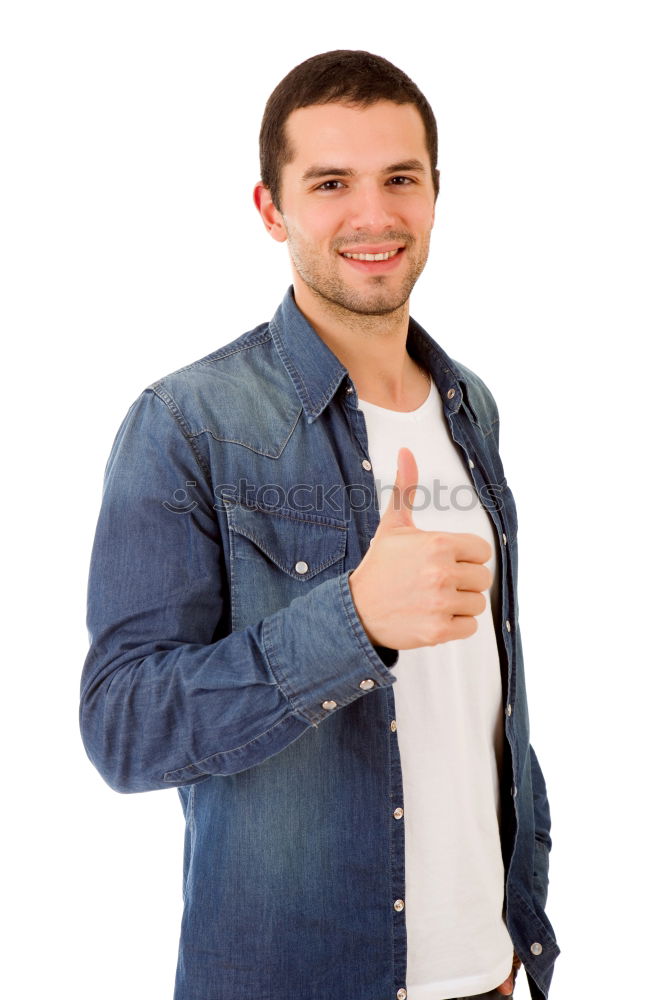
[
  {"xmin": 253, "ymin": 182, "xmax": 288, "ymax": 243},
  {"xmin": 431, "ymin": 167, "xmax": 440, "ymax": 225}
]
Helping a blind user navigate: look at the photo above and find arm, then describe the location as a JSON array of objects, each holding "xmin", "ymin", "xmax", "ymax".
[
  {"xmin": 79, "ymin": 389, "xmax": 397, "ymax": 793},
  {"xmin": 530, "ymin": 743, "xmax": 552, "ymax": 908}
]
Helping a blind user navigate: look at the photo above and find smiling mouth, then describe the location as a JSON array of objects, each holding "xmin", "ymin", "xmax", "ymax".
[{"xmin": 340, "ymin": 248, "xmax": 402, "ymax": 261}]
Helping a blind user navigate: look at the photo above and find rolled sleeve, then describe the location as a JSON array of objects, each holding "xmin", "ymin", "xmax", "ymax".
[{"xmin": 262, "ymin": 569, "xmax": 398, "ymax": 727}]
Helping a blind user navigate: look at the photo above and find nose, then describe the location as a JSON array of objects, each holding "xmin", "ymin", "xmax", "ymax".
[{"xmin": 347, "ymin": 180, "xmax": 397, "ymax": 232}]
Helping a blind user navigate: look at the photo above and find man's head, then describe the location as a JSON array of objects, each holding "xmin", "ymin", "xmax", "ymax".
[
  {"xmin": 254, "ymin": 51, "xmax": 439, "ymax": 319},
  {"xmin": 259, "ymin": 50, "xmax": 439, "ymax": 214}
]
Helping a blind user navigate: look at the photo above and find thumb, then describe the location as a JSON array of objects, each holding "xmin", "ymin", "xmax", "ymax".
[{"xmin": 377, "ymin": 447, "xmax": 419, "ymax": 532}]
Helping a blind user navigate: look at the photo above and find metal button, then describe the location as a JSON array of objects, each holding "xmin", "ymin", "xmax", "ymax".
[
  {"xmin": 362, "ymin": 458, "xmax": 372, "ymax": 471},
  {"xmin": 446, "ymin": 388, "xmax": 456, "ymax": 400},
  {"xmin": 393, "ymin": 807, "xmax": 404, "ymax": 820},
  {"xmin": 390, "ymin": 719, "xmax": 397, "ymax": 732},
  {"xmin": 502, "ymin": 532, "xmax": 507, "ymax": 545},
  {"xmin": 322, "ymin": 700, "xmax": 337, "ymax": 711},
  {"xmin": 505, "ymin": 619, "xmax": 511, "ymax": 632},
  {"xmin": 530, "ymin": 942, "xmax": 543, "ymax": 956},
  {"xmin": 397, "ymin": 990, "xmax": 407, "ymax": 1000},
  {"xmin": 359, "ymin": 678, "xmax": 375, "ymax": 691},
  {"xmin": 468, "ymin": 459, "xmax": 475, "ymax": 469},
  {"xmin": 346, "ymin": 385, "xmax": 354, "ymax": 394},
  {"xmin": 506, "ymin": 704, "xmax": 512, "ymax": 717},
  {"xmin": 295, "ymin": 560, "xmax": 309, "ymax": 574},
  {"xmin": 393, "ymin": 898, "xmax": 405, "ymax": 912}
]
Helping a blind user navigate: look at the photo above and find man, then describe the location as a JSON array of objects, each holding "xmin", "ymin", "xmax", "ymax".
[{"xmin": 80, "ymin": 50, "xmax": 559, "ymax": 1000}]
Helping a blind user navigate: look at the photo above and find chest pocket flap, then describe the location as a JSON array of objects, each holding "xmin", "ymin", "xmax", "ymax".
[{"xmin": 228, "ymin": 503, "xmax": 348, "ymax": 582}]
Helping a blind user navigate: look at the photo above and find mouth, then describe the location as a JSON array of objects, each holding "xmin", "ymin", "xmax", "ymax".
[
  {"xmin": 340, "ymin": 247, "xmax": 402, "ymax": 262},
  {"xmin": 337, "ymin": 245, "xmax": 406, "ymax": 274}
]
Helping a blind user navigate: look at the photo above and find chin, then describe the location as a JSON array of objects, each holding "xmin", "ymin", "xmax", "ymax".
[{"xmin": 341, "ymin": 284, "xmax": 414, "ymax": 316}]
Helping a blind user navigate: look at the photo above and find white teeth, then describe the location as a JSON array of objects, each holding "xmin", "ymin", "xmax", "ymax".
[{"xmin": 341, "ymin": 249, "xmax": 401, "ymax": 261}]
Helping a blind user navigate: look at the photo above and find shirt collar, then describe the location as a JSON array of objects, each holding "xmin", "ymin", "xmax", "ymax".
[{"xmin": 270, "ymin": 285, "xmax": 469, "ymax": 423}]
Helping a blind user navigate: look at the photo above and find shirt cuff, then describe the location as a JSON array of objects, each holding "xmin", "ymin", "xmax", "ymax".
[{"xmin": 262, "ymin": 569, "xmax": 398, "ymax": 726}]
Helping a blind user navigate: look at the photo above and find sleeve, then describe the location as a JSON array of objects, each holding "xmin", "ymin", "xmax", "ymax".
[
  {"xmin": 80, "ymin": 389, "xmax": 398, "ymax": 794},
  {"xmin": 530, "ymin": 744, "xmax": 553, "ymax": 908}
]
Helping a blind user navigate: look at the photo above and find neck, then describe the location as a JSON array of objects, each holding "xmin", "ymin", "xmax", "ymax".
[{"xmin": 293, "ymin": 280, "xmax": 426, "ymax": 410}]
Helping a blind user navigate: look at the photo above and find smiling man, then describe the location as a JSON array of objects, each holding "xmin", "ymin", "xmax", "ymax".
[
  {"xmin": 81, "ymin": 51, "xmax": 559, "ymax": 1000},
  {"xmin": 258, "ymin": 102, "xmax": 433, "ymax": 322}
]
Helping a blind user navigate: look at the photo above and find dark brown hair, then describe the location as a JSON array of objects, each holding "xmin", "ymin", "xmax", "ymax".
[{"xmin": 259, "ymin": 50, "xmax": 439, "ymax": 212}]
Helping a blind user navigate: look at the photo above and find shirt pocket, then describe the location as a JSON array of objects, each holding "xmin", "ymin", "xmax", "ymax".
[{"xmin": 226, "ymin": 502, "xmax": 348, "ymax": 627}]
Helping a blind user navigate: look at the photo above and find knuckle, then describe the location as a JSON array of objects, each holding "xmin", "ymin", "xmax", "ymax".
[
  {"xmin": 424, "ymin": 596, "xmax": 444, "ymax": 624},
  {"xmin": 431, "ymin": 533, "xmax": 453, "ymax": 557},
  {"xmin": 433, "ymin": 564, "xmax": 454, "ymax": 589},
  {"xmin": 431, "ymin": 624, "xmax": 451, "ymax": 645},
  {"xmin": 422, "ymin": 610, "xmax": 450, "ymax": 646},
  {"xmin": 422, "ymin": 556, "xmax": 452, "ymax": 591}
]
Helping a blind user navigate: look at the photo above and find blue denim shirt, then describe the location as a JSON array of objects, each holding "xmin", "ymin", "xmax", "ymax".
[{"xmin": 80, "ymin": 286, "xmax": 559, "ymax": 1000}]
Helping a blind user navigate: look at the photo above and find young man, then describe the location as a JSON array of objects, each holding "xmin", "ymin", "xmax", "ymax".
[{"xmin": 81, "ymin": 50, "xmax": 559, "ymax": 1000}]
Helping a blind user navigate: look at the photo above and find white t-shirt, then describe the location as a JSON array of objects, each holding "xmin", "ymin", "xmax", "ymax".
[{"xmin": 357, "ymin": 376, "xmax": 514, "ymax": 1000}]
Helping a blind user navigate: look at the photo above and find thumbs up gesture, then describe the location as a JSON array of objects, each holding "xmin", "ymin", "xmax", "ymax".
[{"xmin": 348, "ymin": 447, "xmax": 493, "ymax": 651}]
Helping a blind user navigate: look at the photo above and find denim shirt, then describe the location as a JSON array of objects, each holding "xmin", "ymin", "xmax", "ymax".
[{"xmin": 80, "ymin": 286, "xmax": 560, "ymax": 1000}]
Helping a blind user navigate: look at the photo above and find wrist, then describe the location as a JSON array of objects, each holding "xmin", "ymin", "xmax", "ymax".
[{"xmin": 348, "ymin": 569, "xmax": 380, "ymax": 646}]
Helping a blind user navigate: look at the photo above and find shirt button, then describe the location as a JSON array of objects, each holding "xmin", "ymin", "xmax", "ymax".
[
  {"xmin": 390, "ymin": 719, "xmax": 397, "ymax": 732},
  {"xmin": 505, "ymin": 619, "xmax": 511, "ymax": 632},
  {"xmin": 359, "ymin": 678, "xmax": 375, "ymax": 690},
  {"xmin": 502, "ymin": 532, "xmax": 507, "ymax": 545},
  {"xmin": 446, "ymin": 388, "xmax": 456, "ymax": 400},
  {"xmin": 530, "ymin": 942, "xmax": 543, "ymax": 956},
  {"xmin": 362, "ymin": 458, "xmax": 372, "ymax": 471},
  {"xmin": 393, "ymin": 898, "xmax": 405, "ymax": 912},
  {"xmin": 393, "ymin": 807, "xmax": 404, "ymax": 820},
  {"xmin": 512, "ymin": 784, "xmax": 518, "ymax": 797},
  {"xmin": 346, "ymin": 385, "xmax": 354, "ymax": 394},
  {"xmin": 468, "ymin": 459, "xmax": 475, "ymax": 469},
  {"xmin": 295, "ymin": 560, "xmax": 309, "ymax": 574},
  {"xmin": 321, "ymin": 700, "xmax": 337, "ymax": 711},
  {"xmin": 506, "ymin": 704, "xmax": 512, "ymax": 717},
  {"xmin": 397, "ymin": 990, "xmax": 408, "ymax": 1000}
]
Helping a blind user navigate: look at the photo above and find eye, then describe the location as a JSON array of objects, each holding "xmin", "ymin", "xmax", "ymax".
[
  {"xmin": 388, "ymin": 176, "xmax": 414, "ymax": 186},
  {"xmin": 316, "ymin": 180, "xmax": 345, "ymax": 191}
]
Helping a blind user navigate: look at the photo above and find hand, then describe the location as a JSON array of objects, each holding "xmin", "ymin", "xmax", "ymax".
[
  {"xmin": 497, "ymin": 952, "xmax": 522, "ymax": 995},
  {"xmin": 348, "ymin": 447, "xmax": 493, "ymax": 651}
]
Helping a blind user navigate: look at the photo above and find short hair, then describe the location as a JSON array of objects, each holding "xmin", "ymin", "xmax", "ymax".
[{"xmin": 259, "ymin": 49, "xmax": 439, "ymax": 212}]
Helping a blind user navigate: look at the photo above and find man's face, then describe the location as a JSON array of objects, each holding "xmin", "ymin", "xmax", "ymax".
[{"xmin": 270, "ymin": 101, "xmax": 436, "ymax": 318}]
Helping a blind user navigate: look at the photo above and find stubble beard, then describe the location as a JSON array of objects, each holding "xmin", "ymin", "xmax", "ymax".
[{"xmin": 286, "ymin": 228, "xmax": 430, "ymax": 321}]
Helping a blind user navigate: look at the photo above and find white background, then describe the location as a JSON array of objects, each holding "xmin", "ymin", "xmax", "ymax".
[{"xmin": 2, "ymin": 2, "xmax": 664, "ymax": 997}]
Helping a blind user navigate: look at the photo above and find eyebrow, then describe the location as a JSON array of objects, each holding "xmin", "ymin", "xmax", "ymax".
[{"xmin": 301, "ymin": 159, "xmax": 427, "ymax": 183}]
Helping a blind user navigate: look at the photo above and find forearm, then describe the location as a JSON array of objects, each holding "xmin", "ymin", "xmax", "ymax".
[{"xmin": 80, "ymin": 569, "xmax": 397, "ymax": 793}]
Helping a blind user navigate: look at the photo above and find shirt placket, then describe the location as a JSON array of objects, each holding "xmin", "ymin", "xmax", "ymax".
[
  {"xmin": 444, "ymin": 395, "xmax": 520, "ymax": 846},
  {"xmin": 343, "ymin": 378, "xmax": 409, "ymax": 999}
]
